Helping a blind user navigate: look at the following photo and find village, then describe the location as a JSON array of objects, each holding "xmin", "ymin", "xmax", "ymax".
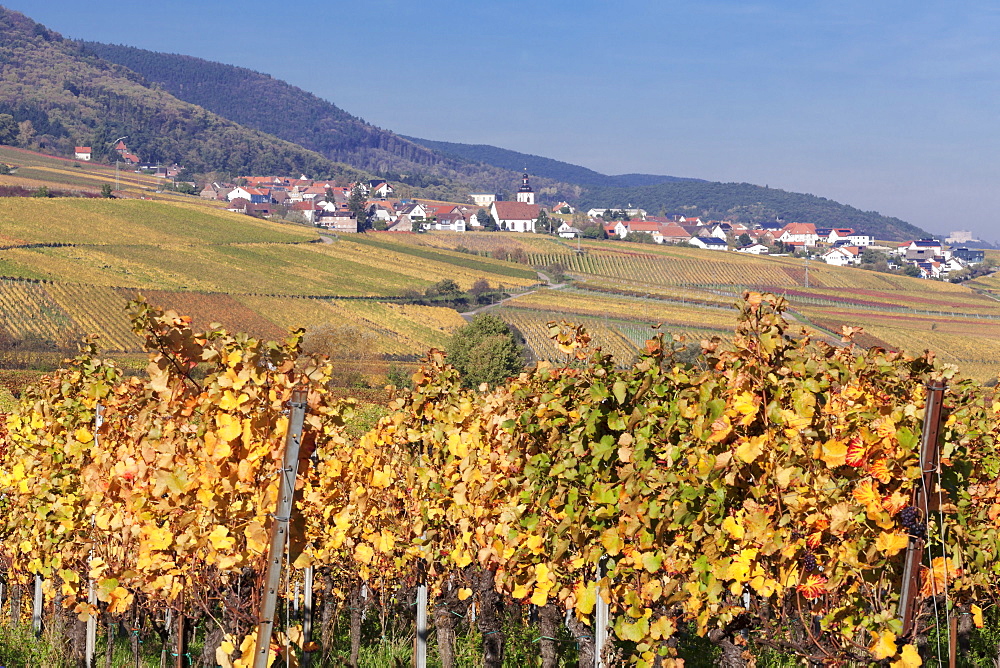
[{"xmin": 79, "ymin": 140, "xmax": 984, "ymax": 281}]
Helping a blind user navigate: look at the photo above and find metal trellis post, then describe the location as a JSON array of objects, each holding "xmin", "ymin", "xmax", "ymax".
[
  {"xmin": 898, "ymin": 379, "xmax": 946, "ymax": 636},
  {"xmin": 253, "ymin": 389, "xmax": 308, "ymax": 668}
]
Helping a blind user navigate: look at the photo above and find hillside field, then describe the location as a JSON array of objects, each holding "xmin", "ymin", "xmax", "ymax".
[{"xmin": 0, "ymin": 197, "xmax": 995, "ymax": 387}]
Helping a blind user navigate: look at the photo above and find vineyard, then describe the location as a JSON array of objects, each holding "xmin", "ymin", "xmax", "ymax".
[
  {"xmin": 2, "ymin": 294, "xmax": 1000, "ymax": 668},
  {"xmin": 0, "ymin": 279, "xmax": 466, "ymax": 363},
  {"xmin": 0, "ymin": 145, "xmax": 196, "ymax": 201}
]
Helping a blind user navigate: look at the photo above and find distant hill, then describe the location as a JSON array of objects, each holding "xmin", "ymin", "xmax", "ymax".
[
  {"xmin": 0, "ymin": 8, "xmax": 365, "ymax": 180},
  {"xmin": 578, "ymin": 181, "xmax": 928, "ymax": 240},
  {"xmin": 6, "ymin": 13, "xmax": 929, "ymax": 239},
  {"xmin": 79, "ymin": 42, "xmax": 448, "ymax": 174},
  {"xmin": 400, "ymin": 136, "xmax": 699, "ymax": 189}
]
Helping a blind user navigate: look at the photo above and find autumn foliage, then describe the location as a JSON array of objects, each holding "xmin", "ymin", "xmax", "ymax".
[{"xmin": 1, "ymin": 292, "xmax": 999, "ymax": 666}]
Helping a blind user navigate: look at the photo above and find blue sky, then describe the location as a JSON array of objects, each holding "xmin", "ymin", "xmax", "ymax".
[{"xmin": 8, "ymin": 1, "xmax": 1000, "ymax": 240}]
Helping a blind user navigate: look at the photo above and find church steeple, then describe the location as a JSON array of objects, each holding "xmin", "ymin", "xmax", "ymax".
[{"xmin": 516, "ymin": 168, "xmax": 535, "ymax": 205}]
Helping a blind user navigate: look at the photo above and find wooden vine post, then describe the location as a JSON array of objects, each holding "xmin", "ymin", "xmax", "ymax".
[
  {"xmin": 252, "ymin": 389, "xmax": 308, "ymax": 668},
  {"xmin": 898, "ymin": 379, "xmax": 946, "ymax": 635}
]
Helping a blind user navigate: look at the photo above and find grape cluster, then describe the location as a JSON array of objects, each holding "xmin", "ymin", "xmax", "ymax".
[
  {"xmin": 899, "ymin": 506, "xmax": 925, "ymax": 538},
  {"xmin": 801, "ymin": 550, "xmax": 818, "ymax": 572}
]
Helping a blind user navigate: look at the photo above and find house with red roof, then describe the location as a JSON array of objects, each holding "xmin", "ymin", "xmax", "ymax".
[
  {"xmin": 821, "ymin": 245, "xmax": 862, "ymax": 266},
  {"xmin": 659, "ymin": 222, "xmax": 693, "ymax": 244},
  {"xmin": 777, "ymin": 222, "xmax": 819, "ymax": 246},
  {"xmin": 74, "ymin": 146, "xmax": 92, "ymax": 161},
  {"xmin": 491, "ymin": 201, "xmax": 540, "ymax": 232}
]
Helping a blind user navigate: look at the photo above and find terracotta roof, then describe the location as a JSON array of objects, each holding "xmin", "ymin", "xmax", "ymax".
[
  {"xmin": 781, "ymin": 222, "xmax": 817, "ymax": 235},
  {"xmin": 74, "ymin": 146, "xmax": 91, "ymax": 153},
  {"xmin": 659, "ymin": 222, "xmax": 691, "ymax": 238},
  {"xmin": 627, "ymin": 221, "xmax": 662, "ymax": 233},
  {"xmin": 493, "ymin": 201, "xmax": 540, "ymax": 220}
]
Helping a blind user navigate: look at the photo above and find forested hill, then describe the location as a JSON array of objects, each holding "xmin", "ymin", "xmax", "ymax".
[
  {"xmin": 0, "ymin": 8, "xmax": 365, "ymax": 179},
  {"xmin": 402, "ymin": 136, "xmax": 699, "ymax": 189},
  {"xmin": 579, "ymin": 181, "xmax": 929, "ymax": 240},
  {"xmin": 79, "ymin": 41, "xmax": 447, "ymax": 175}
]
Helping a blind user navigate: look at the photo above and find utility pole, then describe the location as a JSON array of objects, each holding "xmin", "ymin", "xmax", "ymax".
[{"xmin": 111, "ymin": 136, "xmax": 127, "ymax": 193}]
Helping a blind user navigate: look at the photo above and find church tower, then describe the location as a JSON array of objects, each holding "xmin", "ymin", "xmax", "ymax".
[{"xmin": 516, "ymin": 169, "xmax": 535, "ymax": 205}]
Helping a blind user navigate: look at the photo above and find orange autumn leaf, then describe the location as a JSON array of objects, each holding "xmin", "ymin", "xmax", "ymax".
[
  {"xmin": 883, "ymin": 491, "xmax": 910, "ymax": 516},
  {"xmin": 853, "ymin": 480, "xmax": 882, "ymax": 513},
  {"xmin": 875, "ymin": 530, "xmax": 910, "ymax": 557},
  {"xmin": 797, "ymin": 574, "xmax": 827, "ymax": 600},
  {"xmin": 920, "ymin": 557, "xmax": 961, "ymax": 599},
  {"xmin": 846, "ymin": 437, "xmax": 867, "ymax": 467},
  {"xmin": 867, "ymin": 458, "xmax": 892, "ymax": 484}
]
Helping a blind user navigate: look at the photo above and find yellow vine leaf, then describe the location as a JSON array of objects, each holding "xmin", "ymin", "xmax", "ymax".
[
  {"xmin": 892, "ymin": 644, "xmax": 921, "ymax": 667},
  {"xmin": 575, "ymin": 580, "xmax": 597, "ymax": 615},
  {"xmin": 727, "ymin": 548, "xmax": 757, "ymax": 583},
  {"xmin": 458, "ymin": 588, "xmax": 472, "ymax": 601},
  {"xmin": 708, "ymin": 415, "xmax": 732, "ymax": 443},
  {"xmin": 354, "ymin": 543, "xmax": 374, "ymax": 565},
  {"xmin": 216, "ymin": 414, "xmax": 242, "ymax": 442},
  {"xmin": 447, "ymin": 432, "xmax": 468, "ymax": 459},
  {"xmin": 972, "ymin": 604, "xmax": 984, "ymax": 629},
  {"xmin": 244, "ymin": 523, "xmax": 268, "ymax": 554},
  {"xmin": 735, "ymin": 436, "xmax": 764, "ymax": 464},
  {"xmin": 371, "ymin": 466, "xmax": 392, "ymax": 488},
  {"xmin": 530, "ymin": 583, "xmax": 551, "ymax": 606},
  {"xmin": 875, "ymin": 531, "xmax": 909, "ymax": 557},
  {"xmin": 870, "ymin": 630, "xmax": 897, "ymax": 659},
  {"xmin": 142, "ymin": 525, "xmax": 172, "ymax": 552},
  {"xmin": 209, "ymin": 525, "xmax": 235, "ymax": 551},
  {"xmin": 451, "ymin": 548, "xmax": 473, "ymax": 568},
  {"xmin": 722, "ymin": 516, "xmax": 745, "ymax": 540},
  {"xmin": 376, "ymin": 530, "xmax": 396, "ymax": 554},
  {"xmin": 526, "ymin": 534, "xmax": 544, "ymax": 554},
  {"xmin": 601, "ymin": 528, "xmax": 623, "ymax": 556},
  {"xmin": 820, "ymin": 439, "xmax": 847, "ymax": 467}
]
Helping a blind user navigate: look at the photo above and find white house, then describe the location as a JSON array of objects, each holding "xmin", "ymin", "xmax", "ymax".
[
  {"xmin": 470, "ymin": 193, "xmax": 498, "ymax": 207},
  {"xmin": 826, "ymin": 228, "xmax": 854, "ymax": 244},
  {"xmin": 736, "ymin": 243, "xmax": 770, "ymax": 255},
  {"xmin": 397, "ymin": 202, "xmax": 428, "ymax": 220},
  {"xmin": 492, "ymin": 201, "xmax": 540, "ymax": 233},
  {"xmin": 689, "ymin": 236, "xmax": 728, "ymax": 251},
  {"xmin": 822, "ymin": 246, "xmax": 862, "ymax": 266},
  {"xmin": 778, "ymin": 222, "xmax": 820, "ymax": 247},
  {"xmin": 74, "ymin": 146, "xmax": 92, "ymax": 161},
  {"xmin": 897, "ymin": 239, "xmax": 943, "ymax": 256},
  {"xmin": 426, "ymin": 212, "xmax": 467, "ymax": 232},
  {"xmin": 557, "ymin": 222, "xmax": 583, "ymax": 238},
  {"xmin": 227, "ymin": 187, "xmax": 253, "ymax": 202}
]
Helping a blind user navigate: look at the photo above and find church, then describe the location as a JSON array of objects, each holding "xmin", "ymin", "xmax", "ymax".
[{"xmin": 490, "ymin": 170, "xmax": 541, "ymax": 232}]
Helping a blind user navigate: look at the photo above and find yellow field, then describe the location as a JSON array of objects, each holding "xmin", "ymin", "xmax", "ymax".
[{"xmin": 505, "ymin": 288, "xmax": 737, "ymax": 330}]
